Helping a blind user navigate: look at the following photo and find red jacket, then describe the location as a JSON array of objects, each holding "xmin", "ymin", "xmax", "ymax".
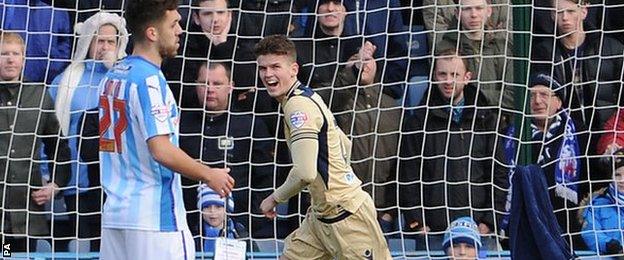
[{"xmin": 597, "ymin": 109, "xmax": 624, "ymax": 154}]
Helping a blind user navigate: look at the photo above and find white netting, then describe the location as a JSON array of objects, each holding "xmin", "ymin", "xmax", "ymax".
[{"xmin": 1, "ymin": 0, "xmax": 623, "ymax": 259}]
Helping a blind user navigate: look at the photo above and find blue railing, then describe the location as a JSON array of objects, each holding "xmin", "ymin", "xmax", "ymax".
[{"xmin": 8, "ymin": 250, "xmax": 604, "ymax": 259}]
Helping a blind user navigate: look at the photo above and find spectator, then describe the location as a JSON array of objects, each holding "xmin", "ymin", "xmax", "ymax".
[
  {"xmin": 597, "ymin": 108, "xmax": 624, "ymax": 156},
  {"xmin": 0, "ymin": 0, "xmax": 72, "ymax": 83},
  {"xmin": 196, "ymin": 184, "xmax": 247, "ymax": 253},
  {"xmin": 294, "ymin": 0, "xmax": 369, "ymax": 102},
  {"xmin": 443, "ymin": 217, "xmax": 483, "ymax": 260},
  {"xmin": 179, "ymin": 62, "xmax": 274, "ymax": 238},
  {"xmin": 46, "ymin": 12, "xmax": 128, "ymax": 251},
  {"xmin": 402, "ymin": 50, "xmax": 496, "ymax": 250},
  {"xmin": 497, "ymin": 74, "xmax": 588, "ymax": 249},
  {"xmin": 579, "ymin": 148, "xmax": 624, "ymax": 256},
  {"xmin": 436, "ymin": 0, "xmax": 515, "ymax": 110},
  {"xmin": 345, "ymin": 0, "xmax": 409, "ymax": 99},
  {"xmin": 423, "ymin": 0, "xmax": 512, "ymax": 45},
  {"xmin": 295, "ymin": 0, "xmax": 409, "ymax": 99},
  {"xmin": 0, "ymin": 31, "xmax": 71, "ymax": 252},
  {"xmin": 531, "ymin": 0, "xmax": 624, "ymax": 132},
  {"xmin": 162, "ymin": 0, "xmax": 282, "ymax": 141}
]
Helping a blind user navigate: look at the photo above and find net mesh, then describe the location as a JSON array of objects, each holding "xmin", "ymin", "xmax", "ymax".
[{"xmin": 0, "ymin": 0, "xmax": 623, "ymax": 258}]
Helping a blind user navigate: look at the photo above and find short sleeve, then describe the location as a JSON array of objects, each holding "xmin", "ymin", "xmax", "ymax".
[{"xmin": 132, "ymin": 74, "xmax": 176, "ymax": 140}]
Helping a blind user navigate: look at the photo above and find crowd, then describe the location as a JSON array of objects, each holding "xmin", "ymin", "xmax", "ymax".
[{"xmin": 0, "ymin": 0, "xmax": 623, "ymax": 257}]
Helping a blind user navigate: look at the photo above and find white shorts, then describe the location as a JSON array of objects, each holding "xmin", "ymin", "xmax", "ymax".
[{"xmin": 100, "ymin": 228, "xmax": 195, "ymax": 260}]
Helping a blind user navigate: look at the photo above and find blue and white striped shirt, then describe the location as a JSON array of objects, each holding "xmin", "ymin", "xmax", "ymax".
[{"xmin": 99, "ymin": 56, "xmax": 186, "ymax": 232}]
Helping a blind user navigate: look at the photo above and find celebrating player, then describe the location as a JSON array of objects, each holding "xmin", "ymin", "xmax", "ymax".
[
  {"xmin": 256, "ymin": 35, "xmax": 391, "ymax": 259},
  {"xmin": 98, "ymin": 1, "xmax": 234, "ymax": 259}
]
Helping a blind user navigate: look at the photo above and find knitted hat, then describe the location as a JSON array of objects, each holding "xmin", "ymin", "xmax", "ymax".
[
  {"xmin": 442, "ymin": 217, "xmax": 482, "ymax": 250},
  {"xmin": 197, "ymin": 184, "xmax": 234, "ymax": 213},
  {"xmin": 529, "ymin": 73, "xmax": 566, "ymax": 102}
]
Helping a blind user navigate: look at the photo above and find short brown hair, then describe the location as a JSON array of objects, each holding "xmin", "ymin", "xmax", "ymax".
[
  {"xmin": 0, "ymin": 30, "xmax": 25, "ymax": 54},
  {"xmin": 433, "ymin": 48, "xmax": 471, "ymax": 73},
  {"xmin": 197, "ymin": 61, "xmax": 232, "ymax": 82},
  {"xmin": 254, "ymin": 35, "xmax": 297, "ymax": 63},
  {"xmin": 551, "ymin": 0, "xmax": 590, "ymax": 7},
  {"xmin": 125, "ymin": 0, "xmax": 178, "ymax": 43}
]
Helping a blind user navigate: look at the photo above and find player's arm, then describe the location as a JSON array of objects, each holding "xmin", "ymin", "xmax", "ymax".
[
  {"xmin": 260, "ymin": 96, "xmax": 322, "ymax": 218},
  {"xmin": 260, "ymin": 138, "xmax": 318, "ymax": 218},
  {"xmin": 273, "ymin": 137, "xmax": 319, "ymax": 202},
  {"xmin": 148, "ymin": 135, "xmax": 234, "ymax": 196},
  {"xmin": 133, "ymin": 75, "xmax": 234, "ymax": 196}
]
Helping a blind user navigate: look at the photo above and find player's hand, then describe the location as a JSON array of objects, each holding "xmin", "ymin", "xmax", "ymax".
[
  {"xmin": 205, "ymin": 167, "xmax": 234, "ymax": 197},
  {"xmin": 31, "ymin": 183, "xmax": 58, "ymax": 205},
  {"xmin": 260, "ymin": 194, "xmax": 278, "ymax": 219}
]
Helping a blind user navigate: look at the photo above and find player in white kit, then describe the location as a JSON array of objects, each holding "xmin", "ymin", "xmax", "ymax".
[{"xmin": 98, "ymin": 1, "xmax": 234, "ymax": 259}]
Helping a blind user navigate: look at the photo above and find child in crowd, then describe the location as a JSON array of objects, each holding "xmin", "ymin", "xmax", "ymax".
[
  {"xmin": 197, "ymin": 184, "xmax": 247, "ymax": 253},
  {"xmin": 579, "ymin": 149, "xmax": 624, "ymax": 255},
  {"xmin": 443, "ymin": 217, "xmax": 484, "ymax": 260}
]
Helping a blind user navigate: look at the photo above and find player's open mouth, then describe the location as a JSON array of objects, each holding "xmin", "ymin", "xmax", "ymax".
[{"xmin": 266, "ymin": 79, "xmax": 278, "ymax": 88}]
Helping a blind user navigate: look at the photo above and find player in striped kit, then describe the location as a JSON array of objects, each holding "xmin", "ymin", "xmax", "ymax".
[{"xmin": 98, "ymin": 1, "xmax": 234, "ymax": 259}]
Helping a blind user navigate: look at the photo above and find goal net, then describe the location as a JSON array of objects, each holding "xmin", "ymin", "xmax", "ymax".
[{"xmin": 1, "ymin": 0, "xmax": 623, "ymax": 259}]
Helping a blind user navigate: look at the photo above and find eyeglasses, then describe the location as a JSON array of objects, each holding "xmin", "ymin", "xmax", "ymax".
[{"xmin": 529, "ymin": 91, "xmax": 555, "ymax": 101}]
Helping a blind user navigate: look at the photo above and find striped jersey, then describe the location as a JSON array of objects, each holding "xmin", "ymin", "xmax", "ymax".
[
  {"xmin": 98, "ymin": 56, "xmax": 187, "ymax": 231},
  {"xmin": 281, "ymin": 82, "xmax": 366, "ymax": 216}
]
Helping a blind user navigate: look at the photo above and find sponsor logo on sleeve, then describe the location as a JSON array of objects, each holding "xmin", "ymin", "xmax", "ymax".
[
  {"xmin": 151, "ymin": 105, "xmax": 170, "ymax": 122},
  {"xmin": 289, "ymin": 111, "xmax": 308, "ymax": 129}
]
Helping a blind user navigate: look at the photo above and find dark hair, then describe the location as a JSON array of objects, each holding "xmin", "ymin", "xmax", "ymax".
[
  {"xmin": 197, "ymin": 61, "xmax": 232, "ymax": 81},
  {"xmin": 125, "ymin": 0, "xmax": 178, "ymax": 43},
  {"xmin": 254, "ymin": 35, "xmax": 297, "ymax": 62},
  {"xmin": 433, "ymin": 48, "xmax": 471, "ymax": 73},
  {"xmin": 192, "ymin": 0, "xmax": 228, "ymax": 13}
]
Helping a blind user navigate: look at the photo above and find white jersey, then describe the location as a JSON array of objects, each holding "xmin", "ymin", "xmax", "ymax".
[{"xmin": 98, "ymin": 56, "xmax": 187, "ymax": 232}]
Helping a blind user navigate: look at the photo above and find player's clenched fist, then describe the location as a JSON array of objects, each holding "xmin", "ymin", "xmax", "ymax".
[
  {"xmin": 205, "ymin": 167, "xmax": 235, "ymax": 197},
  {"xmin": 260, "ymin": 194, "xmax": 278, "ymax": 219}
]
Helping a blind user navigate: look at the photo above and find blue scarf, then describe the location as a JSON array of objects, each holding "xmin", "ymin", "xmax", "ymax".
[
  {"xmin": 532, "ymin": 111, "xmax": 581, "ymax": 204},
  {"xmin": 501, "ymin": 125, "xmax": 519, "ymax": 231},
  {"xmin": 202, "ymin": 219, "xmax": 239, "ymax": 252},
  {"xmin": 608, "ymin": 183, "xmax": 624, "ymax": 206}
]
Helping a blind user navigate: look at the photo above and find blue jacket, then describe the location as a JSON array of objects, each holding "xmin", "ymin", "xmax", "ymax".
[
  {"xmin": 0, "ymin": 0, "xmax": 72, "ymax": 83},
  {"xmin": 45, "ymin": 61, "xmax": 108, "ymax": 195},
  {"xmin": 580, "ymin": 187, "xmax": 624, "ymax": 254}
]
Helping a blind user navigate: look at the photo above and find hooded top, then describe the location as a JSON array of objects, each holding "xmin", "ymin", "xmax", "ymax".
[{"xmin": 55, "ymin": 12, "xmax": 128, "ymax": 135}]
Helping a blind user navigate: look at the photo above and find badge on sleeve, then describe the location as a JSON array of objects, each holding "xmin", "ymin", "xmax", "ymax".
[{"xmin": 289, "ymin": 111, "xmax": 308, "ymax": 129}]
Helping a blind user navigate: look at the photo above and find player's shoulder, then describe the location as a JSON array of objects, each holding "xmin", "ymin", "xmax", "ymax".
[{"xmin": 108, "ymin": 56, "xmax": 162, "ymax": 84}]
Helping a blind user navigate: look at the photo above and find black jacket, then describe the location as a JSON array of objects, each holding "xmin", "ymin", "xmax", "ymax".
[
  {"xmin": 400, "ymin": 85, "xmax": 497, "ymax": 232},
  {"xmin": 294, "ymin": 30, "xmax": 364, "ymax": 106},
  {"xmin": 179, "ymin": 110, "xmax": 275, "ymax": 237},
  {"xmin": 532, "ymin": 32, "xmax": 624, "ymax": 131}
]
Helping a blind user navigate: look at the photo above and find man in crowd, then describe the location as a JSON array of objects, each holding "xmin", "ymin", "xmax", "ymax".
[
  {"xmin": 0, "ymin": 30, "xmax": 71, "ymax": 252},
  {"xmin": 179, "ymin": 61, "xmax": 274, "ymax": 238}
]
